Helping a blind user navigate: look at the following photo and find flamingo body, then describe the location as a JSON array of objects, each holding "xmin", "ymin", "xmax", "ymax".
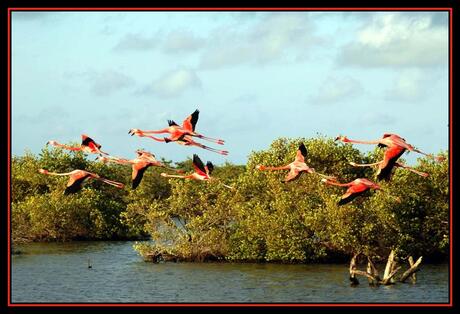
[
  {"xmin": 256, "ymin": 143, "xmax": 332, "ymax": 182},
  {"xmin": 322, "ymin": 178, "xmax": 380, "ymax": 205}
]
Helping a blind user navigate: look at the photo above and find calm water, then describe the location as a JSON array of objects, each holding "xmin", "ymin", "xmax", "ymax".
[{"xmin": 11, "ymin": 241, "xmax": 449, "ymax": 304}]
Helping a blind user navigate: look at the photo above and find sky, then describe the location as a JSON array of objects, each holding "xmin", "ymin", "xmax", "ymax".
[{"xmin": 11, "ymin": 11, "xmax": 449, "ymax": 166}]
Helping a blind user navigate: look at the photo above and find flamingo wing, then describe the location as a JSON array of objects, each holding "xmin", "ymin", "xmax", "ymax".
[
  {"xmin": 376, "ymin": 146, "xmax": 406, "ymax": 181},
  {"xmin": 295, "ymin": 143, "xmax": 307, "ymax": 162},
  {"xmin": 338, "ymin": 191, "xmax": 365, "ymax": 205},
  {"xmin": 284, "ymin": 169, "xmax": 301, "ymax": 182},
  {"xmin": 64, "ymin": 172, "xmax": 92, "ymax": 194},
  {"xmin": 182, "ymin": 109, "xmax": 199, "ymax": 132},
  {"xmin": 192, "ymin": 154, "xmax": 207, "ymax": 176},
  {"xmin": 205, "ymin": 161, "xmax": 214, "ymax": 175},
  {"xmin": 81, "ymin": 135, "xmax": 101, "ymax": 149},
  {"xmin": 132, "ymin": 162, "xmax": 151, "ymax": 189},
  {"xmin": 168, "ymin": 120, "xmax": 179, "ymax": 127}
]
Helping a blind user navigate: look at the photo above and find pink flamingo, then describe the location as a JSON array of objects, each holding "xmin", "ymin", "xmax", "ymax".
[
  {"xmin": 336, "ymin": 133, "xmax": 442, "ymax": 181},
  {"xmin": 97, "ymin": 150, "xmax": 185, "ymax": 189},
  {"xmin": 128, "ymin": 110, "xmax": 228, "ymax": 155},
  {"xmin": 160, "ymin": 154, "xmax": 234, "ymax": 189},
  {"xmin": 46, "ymin": 134, "xmax": 109, "ymax": 155},
  {"xmin": 321, "ymin": 177, "xmax": 382, "ymax": 205},
  {"xmin": 38, "ymin": 168, "xmax": 124, "ymax": 194},
  {"xmin": 256, "ymin": 143, "xmax": 334, "ymax": 183}
]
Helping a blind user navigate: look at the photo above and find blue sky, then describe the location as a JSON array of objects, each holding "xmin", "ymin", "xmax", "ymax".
[{"xmin": 11, "ymin": 11, "xmax": 449, "ymax": 165}]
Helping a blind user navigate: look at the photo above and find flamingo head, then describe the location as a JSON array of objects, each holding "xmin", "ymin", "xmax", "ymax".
[
  {"xmin": 96, "ymin": 156, "xmax": 109, "ymax": 163},
  {"xmin": 46, "ymin": 140, "xmax": 57, "ymax": 146},
  {"xmin": 256, "ymin": 165, "xmax": 265, "ymax": 171},
  {"xmin": 435, "ymin": 155, "xmax": 446, "ymax": 163},
  {"xmin": 160, "ymin": 173, "xmax": 168, "ymax": 177},
  {"xmin": 38, "ymin": 169, "xmax": 48, "ymax": 174},
  {"xmin": 335, "ymin": 135, "xmax": 350, "ymax": 143},
  {"xmin": 129, "ymin": 129, "xmax": 141, "ymax": 136}
]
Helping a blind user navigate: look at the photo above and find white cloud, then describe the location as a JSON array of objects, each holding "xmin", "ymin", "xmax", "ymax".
[
  {"xmin": 337, "ymin": 13, "xmax": 448, "ymax": 68},
  {"xmin": 384, "ymin": 69, "xmax": 428, "ymax": 101},
  {"xmin": 141, "ymin": 68, "xmax": 202, "ymax": 98},
  {"xmin": 162, "ymin": 30, "xmax": 204, "ymax": 53},
  {"xmin": 66, "ymin": 70, "xmax": 135, "ymax": 96},
  {"xmin": 113, "ymin": 30, "xmax": 203, "ymax": 54},
  {"xmin": 113, "ymin": 33, "xmax": 157, "ymax": 51},
  {"xmin": 310, "ymin": 76, "xmax": 363, "ymax": 104},
  {"xmin": 199, "ymin": 13, "xmax": 321, "ymax": 69}
]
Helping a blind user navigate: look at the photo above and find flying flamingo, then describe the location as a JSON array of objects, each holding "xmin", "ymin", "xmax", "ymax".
[
  {"xmin": 128, "ymin": 110, "xmax": 228, "ymax": 156},
  {"xmin": 97, "ymin": 150, "xmax": 185, "ymax": 189},
  {"xmin": 46, "ymin": 134, "xmax": 109, "ymax": 155},
  {"xmin": 335, "ymin": 133, "xmax": 441, "ymax": 181},
  {"xmin": 160, "ymin": 154, "xmax": 234, "ymax": 189},
  {"xmin": 256, "ymin": 143, "xmax": 334, "ymax": 183},
  {"xmin": 321, "ymin": 177, "xmax": 381, "ymax": 205},
  {"xmin": 38, "ymin": 168, "xmax": 124, "ymax": 194}
]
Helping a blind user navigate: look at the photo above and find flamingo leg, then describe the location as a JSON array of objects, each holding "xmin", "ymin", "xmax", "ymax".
[
  {"xmin": 160, "ymin": 173, "xmax": 192, "ymax": 179},
  {"xmin": 395, "ymin": 163, "xmax": 429, "ymax": 177},
  {"xmin": 189, "ymin": 142, "xmax": 229, "ymax": 155},
  {"xmin": 95, "ymin": 177, "xmax": 125, "ymax": 188},
  {"xmin": 349, "ymin": 161, "xmax": 383, "ymax": 167},
  {"xmin": 194, "ymin": 134, "xmax": 225, "ymax": 145},
  {"xmin": 412, "ymin": 148, "xmax": 445, "ymax": 162}
]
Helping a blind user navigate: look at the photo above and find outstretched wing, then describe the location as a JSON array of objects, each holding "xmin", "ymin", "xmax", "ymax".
[
  {"xmin": 295, "ymin": 143, "xmax": 307, "ymax": 162},
  {"xmin": 183, "ymin": 110, "xmax": 199, "ymax": 132},
  {"xmin": 132, "ymin": 163, "xmax": 151, "ymax": 189},
  {"xmin": 168, "ymin": 120, "xmax": 179, "ymax": 127},
  {"xmin": 284, "ymin": 169, "xmax": 301, "ymax": 183},
  {"xmin": 205, "ymin": 161, "xmax": 214, "ymax": 175},
  {"xmin": 81, "ymin": 134, "xmax": 101, "ymax": 149},
  {"xmin": 192, "ymin": 154, "xmax": 207, "ymax": 176},
  {"xmin": 64, "ymin": 173, "xmax": 91, "ymax": 195}
]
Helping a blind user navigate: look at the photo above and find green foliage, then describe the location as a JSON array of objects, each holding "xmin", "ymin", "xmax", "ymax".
[{"xmin": 11, "ymin": 138, "xmax": 449, "ymax": 263}]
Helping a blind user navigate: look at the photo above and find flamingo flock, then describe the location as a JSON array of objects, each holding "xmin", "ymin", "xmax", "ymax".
[{"xmin": 39, "ymin": 109, "xmax": 443, "ymax": 205}]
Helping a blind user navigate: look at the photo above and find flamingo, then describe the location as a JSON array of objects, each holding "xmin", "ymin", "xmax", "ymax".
[
  {"xmin": 97, "ymin": 150, "xmax": 185, "ymax": 189},
  {"xmin": 160, "ymin": 154, "xmax": 234, "ymax": 189},
  {"xmin": 321, "ymin": 177, "xmax": 381, "ymax": 205},
  {"xmin": 46, "ymin": 134, "xmax": 109, "ymax": 155},
  {"xmin": 128, "ymin": 110, "xmax": 228, "ymax": 156},
  {"xmin": 256, "ymin": 143, "xmax": 334, "ymax": 183},
  {"xmin": 335, "ymin": 133, "xmax": 443, "ymax": 181},
  {"xmin": 38, "ymin": 168, "xmax": 124, "ymax": 194}
]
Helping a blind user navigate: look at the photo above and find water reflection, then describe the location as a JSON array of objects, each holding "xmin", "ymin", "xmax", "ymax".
[{"xmin": 12, "ymin": 241, "xmax": 449, "ymax": 303}]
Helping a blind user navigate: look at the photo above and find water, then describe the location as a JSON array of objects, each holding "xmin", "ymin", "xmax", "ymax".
[{"xmin": 11, "ymin": 241, "xmax": 449, "ymax": 304}]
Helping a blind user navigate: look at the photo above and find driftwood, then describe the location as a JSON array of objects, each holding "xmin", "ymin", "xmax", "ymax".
[
  {"xmin": 349, "ymin": 250, "xmax": 422, "ymax": 287},
  {"xmin": 349, "ymin": 253, "xmax": 360, "ymax": 286},
  {"xmin": 400, "ymin": 256, "xmax": 422, "ymax": 283}
]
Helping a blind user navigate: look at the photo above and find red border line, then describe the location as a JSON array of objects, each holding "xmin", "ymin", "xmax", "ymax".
[
  {"xmin": 8, "ymin": 303, "xmax": 453, "ymax": 307},
  {"xmin": 449, "ymin": 6, "xmax": 453, "ymax": 308},
  {"xmin": 7, "ymin": 7, "xmax": 453, "ymax": 308},
  {"xmin": 7, "ymin": 7, "xmax": 11, "ymax": 308},
  {"xmin": 8, "ymin": 7, "xmax": 453, "ymax": 11}
]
